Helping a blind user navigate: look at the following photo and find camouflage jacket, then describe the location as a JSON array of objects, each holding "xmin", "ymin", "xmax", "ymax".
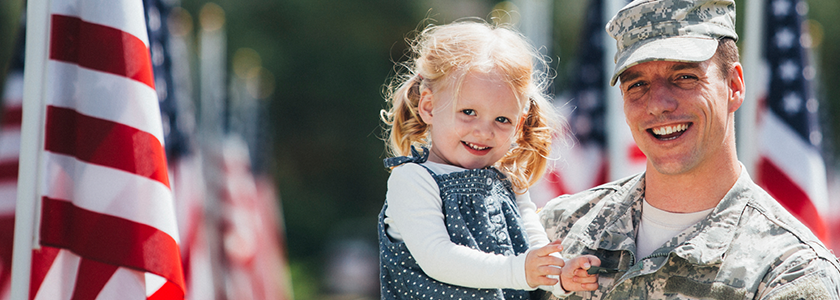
[{"xmin": 538, "ymin": 170, "xmax": 840, "ymax": 299}]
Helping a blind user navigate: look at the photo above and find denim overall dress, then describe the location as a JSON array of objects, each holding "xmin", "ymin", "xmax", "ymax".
[{"xmin": 378, "ymin": 147, "xmax": 531, "ymax": 300}]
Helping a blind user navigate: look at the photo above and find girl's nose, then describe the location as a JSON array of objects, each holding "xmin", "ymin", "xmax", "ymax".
[{"xmin": 473, "ymin": 120, "xmax": 494, "ymax": 139}]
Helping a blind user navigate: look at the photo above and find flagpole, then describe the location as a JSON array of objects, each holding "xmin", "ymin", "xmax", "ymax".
[
  {"xmin": 604, "ymin": 0, "xmax": 629, "ymax": 181},
  {"xmin": 199, "ymin": 3, "xmax": 228, "ymax": 299},
  {"xmin": 739, "ymin": 0, "xmax": 764, "ymax": 176},
  {"xmin": 11, "ymin": 0, "xmax": 52, "ymax": 298}
]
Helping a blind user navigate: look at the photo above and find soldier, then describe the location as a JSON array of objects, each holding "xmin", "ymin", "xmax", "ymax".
[{"xmin": 538, "ymin": 0, "xmax": 840, "ymax": 299}]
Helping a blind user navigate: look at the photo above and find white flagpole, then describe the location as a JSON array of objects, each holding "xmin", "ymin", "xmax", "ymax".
[
  {"xmin": 199, "ymin": 3, "xmax": 227, "ymax": 299},
  {"xmin": 11, "ymin": 0, "xmax": 52, "ymax": 298},
  {"xmin": 604, "ymin": 0, "xmax": 633, "ymax": 180},
  {"xmin": 738, "ymin": 0, "xmax": 765, "ymax": 176}
]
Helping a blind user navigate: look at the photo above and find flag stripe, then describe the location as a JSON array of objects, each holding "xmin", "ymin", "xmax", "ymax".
[
  {"xmin": 0, "ymin": 183, "xmax": 16, "ymax": 215},
  {"xmin": 44, "ymin": 106, "xmax": 170, "ymax": 188},
  {"xmin": 0, "ymin": 217, "xmax": 13, "ymax": 297},
  {"xmin": 759, "ymin": 112, "xmax": 828, "ymax": 209},
  {"xmin": 1, "ymin": 107, "xmax": 22, "ymax": 128},
  {"xmin": 0, "ymin": 131, "xmax": 21, "ymax": 161},
  {"xmin": 1, "ymin": 73, "xmax": 23, "ymax": 105},
  {"xmin": 50, "ymin": 14, "xmax": 155, "ymax": 89},
  {"xmin": 147, "ymin": 281, "xmax": 182, "ymax": 300},
  {"xmin": 29, "ymin": 246, "xmax": 61, "ymax": 300},
  {"xmin": 42, "ymin": 153, "xmax": 178, "ymax": 240},
  {"xmin": 71, "ymin": 258, "xmax": 119, "ymax": 300},
  {"xmin": 51, "ymin": 0, "xmax": 150, "ymax": 46},
  {"xmin": 47, "ymin": 62, "xmax": 164, "ymax": 142},
  {"xmin": 757, "ymin": 157, "xmax": 828, "ymax": 240},
  {"xmin": 0, "ymin": 162, "xmax": 18, "ymax": 183},
  {"xmin": 39, "ymin": 197, "xmax": 185, "ymax": 290}
]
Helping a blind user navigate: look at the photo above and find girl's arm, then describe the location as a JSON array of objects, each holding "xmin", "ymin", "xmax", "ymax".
[
  {"xmin": 385, "ymin": 163, "xmax": 532, "ymax": 290},
  {"xmin": 515, "ymin": 191, "xmax": 552, "ymax": 248}
]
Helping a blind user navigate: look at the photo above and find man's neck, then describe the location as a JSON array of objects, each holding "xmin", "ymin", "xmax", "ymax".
[{"xmin": 643, "ymin": 159, "xmax": 741, "ymax": 213}]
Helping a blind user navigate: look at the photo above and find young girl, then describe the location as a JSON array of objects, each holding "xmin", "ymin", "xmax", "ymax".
[{"xmin": 378, "ymin": 20, "xmax": 600, "ymax": 299}]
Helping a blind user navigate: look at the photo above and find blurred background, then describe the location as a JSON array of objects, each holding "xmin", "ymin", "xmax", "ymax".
[{"xmin": 1, "ymin": 0, "xmax": 839, "ymax": 299}]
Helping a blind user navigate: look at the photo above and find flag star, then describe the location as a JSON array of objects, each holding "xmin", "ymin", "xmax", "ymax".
[
  {"xmin": 773, "ymin": 0, "xmax": 792, "ymax": 18},
  {"xmin": 810, "ymin": 131, "xmax": 822, "ymax": 146},
  {"xmin": 782, "ymin": 92, "xmax": 802, "ymax": 114},
  {"xmin": 579, "ymin": 89, "xmax": 599, "ymax": 110},
  {"xmin": 778, "ymin": 60, "xmax": 800, "ymax": 82},
  {"xmin": 775, "ymin": 27, "xmax": 796, "ymax": 49},
  {"xmin": 147, "ymin": 7, "xmax": 161, "ymax": 31},
  {"xmin": 574, "ymin": 116, "xmax": 592, "ymax": 136}
]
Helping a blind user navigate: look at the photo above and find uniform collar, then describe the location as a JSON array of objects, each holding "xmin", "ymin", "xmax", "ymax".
[{"xmin": 571, "ymin": 165, "xmax": 755, "ymax": 267}]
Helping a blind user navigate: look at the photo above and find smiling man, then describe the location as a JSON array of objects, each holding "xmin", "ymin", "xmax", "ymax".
[{"xmin": 537, "ymin": 0, "xmax": 840, "ymax": 299}]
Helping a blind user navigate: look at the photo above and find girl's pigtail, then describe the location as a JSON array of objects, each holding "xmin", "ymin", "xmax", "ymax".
[
  {"xmin": 499, "ymin": 96, "xmax": 558, "ymax": 192},
  {"xmin": 382, "ymin": 74, "xmax": 428, "ymax": 158}
]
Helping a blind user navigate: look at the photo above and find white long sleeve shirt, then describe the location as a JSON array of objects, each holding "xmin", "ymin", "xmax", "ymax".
[{"xmin": 383, "ymin": 162, "xmax": 552, "ymax": 290}]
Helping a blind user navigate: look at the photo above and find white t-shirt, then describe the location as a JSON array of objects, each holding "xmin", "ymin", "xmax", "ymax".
[
  {"xmin": 383, "ymin": 161, "xmax": 553, "ymax": 291},
  {"xmin": 636, "ymin": 199, "xmax": 714, "ymax": 259}
]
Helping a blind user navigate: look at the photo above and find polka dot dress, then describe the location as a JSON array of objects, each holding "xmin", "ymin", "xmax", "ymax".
[{"xmin": 379, "ymin": 148, "xmax": 531, "ymax": 299}]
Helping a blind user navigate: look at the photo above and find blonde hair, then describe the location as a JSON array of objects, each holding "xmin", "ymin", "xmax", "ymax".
[{"xmin": 380, "ymin": 19, "xmax": 561, "ymax": 192}]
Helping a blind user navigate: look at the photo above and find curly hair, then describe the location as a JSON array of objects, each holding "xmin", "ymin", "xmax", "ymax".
[{"xmin": 381, "ymin": 19, "xmax": 562, "ymax": 192}]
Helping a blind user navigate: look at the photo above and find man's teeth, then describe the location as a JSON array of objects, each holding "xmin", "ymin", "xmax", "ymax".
[
  {"xmin": 652, "ymin": 124, "xmax": 688, "ymax": 136},
  {"xmin": 465, "ymin": 142, "xmax": 489, "ymax": 150}
]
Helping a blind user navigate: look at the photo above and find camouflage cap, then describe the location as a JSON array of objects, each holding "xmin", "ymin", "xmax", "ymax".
[{"xmin": 606, "ymin": 0, "xmax": 737, "ymax": 86}]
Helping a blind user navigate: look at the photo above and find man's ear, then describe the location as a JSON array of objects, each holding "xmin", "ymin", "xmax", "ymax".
[
  {"xmin": 418, "ymin": 88, "xmax": 434, "ymax": 124},
  {"xmin": 728, "ymin": 62, "xmax": 745, "ymax": 113}
]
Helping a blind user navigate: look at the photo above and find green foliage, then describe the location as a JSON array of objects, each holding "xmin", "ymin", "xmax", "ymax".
[{"xmin": 0, "ymin": 0, "xmax": 23, "ymax": 90}]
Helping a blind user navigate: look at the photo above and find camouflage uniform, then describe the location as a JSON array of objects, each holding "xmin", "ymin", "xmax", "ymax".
[{"xmin": 537, "ymin": 170, "xmax": 840, "ymax": 299}]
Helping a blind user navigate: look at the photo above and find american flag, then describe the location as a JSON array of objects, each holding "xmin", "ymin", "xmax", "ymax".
[
  {"xmin": 144, "ymin": 0, "xmax": 191, "ymax": 163},
  {"xmin": 218, "ymin": 136, "xmax": 291, "ymax": 300},
  {"xmin": 533, "ymin": 0, "xmax": 640, "ymax": 205},
  {"xmin": 543, "ymin": 0, "xmax": 609, "ymax": 199},
  {"xmin": 0, "ymin": 24, "xmax": 25, "ymax": 300},
  {"xmin": 15, "ymin": 0, "xmax": 185, "ymax": 298},
  {"xmin": 143, "ymin": 0, "xmax": 214, "ymax": 299},
  {"xmin": 753, "ymin": 0, "xmax": 830, "ymax": 241}
]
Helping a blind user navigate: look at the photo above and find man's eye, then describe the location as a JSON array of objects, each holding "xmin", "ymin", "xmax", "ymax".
[
  {"xmin": 627, "ymin": 81, "xmax": 646, "ymax": 92},
  {"xmin": 462, "ymin": 109, "xmax": 476, "ymax": 116},
  {"xmin": 496, "ymin": 117, "xmax": 510, "ymax": 124}
]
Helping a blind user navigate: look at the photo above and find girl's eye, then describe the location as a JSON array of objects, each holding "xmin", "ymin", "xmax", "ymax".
[
  {"xmin": 462, "ymin": 109, "xmax": 476, "ymax": 116},
  {"xmin": 496, "ymin": 116, "xmax": 510, "ymax": 124}
]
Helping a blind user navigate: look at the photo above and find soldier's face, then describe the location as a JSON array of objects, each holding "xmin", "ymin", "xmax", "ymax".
[{"xmin": 618, "ymin": 59, "xmax": 741, "ymax": 176}]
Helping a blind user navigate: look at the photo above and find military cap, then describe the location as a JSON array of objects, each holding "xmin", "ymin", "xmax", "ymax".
[{"xmin": 606, "ymin": 0, "xmax": 738, "ymax": 86}]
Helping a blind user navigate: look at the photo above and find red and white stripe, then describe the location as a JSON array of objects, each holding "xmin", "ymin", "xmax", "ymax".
[
  {"xmin": 1, "ymin": 65, "xmax": 24, "ymax": 300},
  {"xmin": 0, "ymin": 73, "xmax": 23, "ymax": 216},
  {"xmin": 28, "ymin": 0, "xmax": 185, "ymax": 298},
  {"xmin": 757, "ymin": 111, "xmax": 829, "ymax": 240},
  {"xmin": 218, "ymin": 137, "xmax": 291, "ymax": 300}
]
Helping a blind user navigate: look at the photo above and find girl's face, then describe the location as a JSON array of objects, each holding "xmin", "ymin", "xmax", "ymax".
[{"xmin": 418, "ymin": 71, "xmax": 524, "ymax": 170}]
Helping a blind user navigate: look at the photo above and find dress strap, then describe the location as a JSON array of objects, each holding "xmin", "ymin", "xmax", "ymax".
[{"xmin": 383, "ymin": 146, "xmax": 429, "ymax": 168}]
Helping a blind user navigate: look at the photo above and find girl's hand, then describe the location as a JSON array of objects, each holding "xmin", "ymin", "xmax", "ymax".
[
  {"xmin": 524, "ymin": 240, "xmax": 564, "ymax": 288},
  {"xmin": 559, "ymin": 255, "xmax": 601, "ymax": 292}
]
